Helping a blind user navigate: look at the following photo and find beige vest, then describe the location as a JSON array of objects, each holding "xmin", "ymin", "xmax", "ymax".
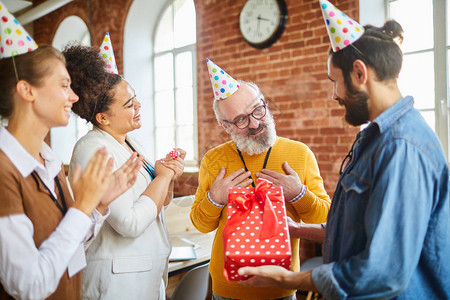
[{"xmin": 0, "ymin": 151, "xmax": 81, "ymax": 300}]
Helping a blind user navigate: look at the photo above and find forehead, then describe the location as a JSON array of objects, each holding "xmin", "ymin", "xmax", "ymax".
[
  {"xmin": 327, "ymin": 56, "xmax": 341, "ymax": 78},
  {"xmin": 45, "ymin": 59, "xmax": 70, "ymax": 81},
  {"xmin": 218, "ymin": 84, "xmax": 260, "ymax": 119},
  {"xmin": 113, "ymin": 80, "xmax": 134, "ymax": 99}
]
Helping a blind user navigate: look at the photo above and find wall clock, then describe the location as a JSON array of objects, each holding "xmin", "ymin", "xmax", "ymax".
[{"xmin": 239, "ymin": 0, "xmax": 288, "ymax": 49}]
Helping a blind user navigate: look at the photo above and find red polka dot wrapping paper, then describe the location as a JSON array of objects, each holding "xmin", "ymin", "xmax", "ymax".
[{"xmin": 222, "ymin": 178, "xmax": 292, "ymax": 281}]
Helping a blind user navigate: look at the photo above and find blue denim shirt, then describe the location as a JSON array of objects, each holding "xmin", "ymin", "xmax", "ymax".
[{"xmin": 312, "ymin": 96, "xmax": 450, "ymax": 299}]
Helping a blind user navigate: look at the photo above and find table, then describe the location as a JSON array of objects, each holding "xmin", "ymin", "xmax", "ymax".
[{"xmin": 165, "ymin": 195, "xmax": 215, "ymax": 276}]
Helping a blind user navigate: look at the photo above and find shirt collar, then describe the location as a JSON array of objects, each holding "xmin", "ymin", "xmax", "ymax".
[
  {"xmin": 0, "ymin": 127, "xmax": 61, "ymax": 178},
  {"xmin": 373, "ymin": 96, "xmax": 414, "ymax": 134}
]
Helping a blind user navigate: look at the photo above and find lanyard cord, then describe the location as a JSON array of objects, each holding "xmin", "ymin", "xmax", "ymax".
[
  {"xmin": 33, "ymin": 171, "xmax": 67, "ymax": 215},
  {"xmin": 125, "ymin": 140, "xmax": 155, "ymax": 179},
  {"xmin": 236, "ymin": 146, "xmax": 272, "ymax": 187}
]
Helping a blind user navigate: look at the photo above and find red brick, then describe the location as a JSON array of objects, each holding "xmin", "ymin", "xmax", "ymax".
[{"xmin": 34, "ymin": 0, "xmax": 360, "ymax": 197}]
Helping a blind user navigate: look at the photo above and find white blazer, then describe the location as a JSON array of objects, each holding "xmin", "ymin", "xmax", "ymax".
[{"xmin": 69, "ymin": 127, "xmax": 171, "ymax": 300}]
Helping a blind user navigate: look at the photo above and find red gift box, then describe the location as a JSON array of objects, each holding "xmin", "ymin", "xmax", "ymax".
[{"xmin": 222, "ymin": 178, "xmax": 292, "ymax": 281}]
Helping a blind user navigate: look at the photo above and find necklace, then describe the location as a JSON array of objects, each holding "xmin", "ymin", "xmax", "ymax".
[{"xmin": 236, "ymin": 146, "xmax": 272, "ymax": 187}]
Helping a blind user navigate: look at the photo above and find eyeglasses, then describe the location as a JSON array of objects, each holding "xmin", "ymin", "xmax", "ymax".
[{"xmin": 222, "ymin": 102, "xmax": 267, "ymax": 129}]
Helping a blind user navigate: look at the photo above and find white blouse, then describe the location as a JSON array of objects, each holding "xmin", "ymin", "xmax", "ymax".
[{"xmin": 0, "ymin": 127, "xmax": 107, "ymax": 299}]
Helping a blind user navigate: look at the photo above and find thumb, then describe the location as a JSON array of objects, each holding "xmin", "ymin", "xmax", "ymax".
[{"xmin": 282, "ymin": 161, "xmax": 295, "ymax": 175}]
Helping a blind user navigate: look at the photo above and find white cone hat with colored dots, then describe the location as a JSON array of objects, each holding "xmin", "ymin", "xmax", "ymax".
[
  {"xmin": 206, "ymin": 58, "xmax": 240, "ymax": 101},
  {"xmin": 0, "ymin": 0, "xmax": 38, "ymax": 59},
  {"xmin": 319, "ymin": 0, "xmax": 364, "ymax": 52},
  {"xmin": 99, "ymin": 32, "xmax": 118, "ymax": 74}
]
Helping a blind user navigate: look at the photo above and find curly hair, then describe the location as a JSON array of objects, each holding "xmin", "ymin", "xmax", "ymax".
[
  {"xmin": 62, "ymin": 44, "xmax": 122, "ymax": 125},
  {"xmin": 0, "ymin": 45, "xmax": 65, "ymax": 119}
]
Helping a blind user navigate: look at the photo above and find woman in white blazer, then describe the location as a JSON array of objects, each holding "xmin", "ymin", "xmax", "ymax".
[{"xmin": 63, "ymin": 45, "xmax": 185, "ymax": 300}]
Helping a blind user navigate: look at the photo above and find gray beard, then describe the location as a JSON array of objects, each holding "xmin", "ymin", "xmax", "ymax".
[{"xmin": 230, "ymin": 113, "xmax": 277, "ymax": 155}]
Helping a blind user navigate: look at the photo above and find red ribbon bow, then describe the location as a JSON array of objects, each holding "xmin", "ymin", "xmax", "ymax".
[{"xmin": 227, "ymin": 178, "xmax": 282, "ymax": 239}]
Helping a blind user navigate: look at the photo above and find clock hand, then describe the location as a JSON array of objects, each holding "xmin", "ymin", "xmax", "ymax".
[
  {"xmin": 256, "ymin": 14, "xmax": 261, "ymax": 35},
  {"xmin": 257, "ymin": 16, "xmax": 270, "ymax": 22}
]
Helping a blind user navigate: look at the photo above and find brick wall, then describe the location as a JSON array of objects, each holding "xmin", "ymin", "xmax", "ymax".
[
  {"xmin": 33, "ymin": 0, "xmax": 132, "ymax": 73},
  {"xmin": 34, "ymin": 0, "xmax": 360, "ymax": 197},
  {"xmin": 195, "ymin": 0, "xmax": 359, "ymax": 196}
]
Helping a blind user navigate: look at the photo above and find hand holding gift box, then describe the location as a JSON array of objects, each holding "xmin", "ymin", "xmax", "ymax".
[{"xmin": 223, "ymin": 178, "xmax": 292, "ymax": 281}]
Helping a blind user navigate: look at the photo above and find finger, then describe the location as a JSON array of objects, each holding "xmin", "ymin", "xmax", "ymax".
[
  {"xmin": 82, "ymin": 148, "xmax": 102, "ymax": 175},
  {"xmin": 164, "ymin": 159, "xmax": 183, "ymax": 171},
  {"xmin": 232, "ymin": 171, "xmax": 252, "ymax": 184},
  {"xmin": 235, "ymin": 178, "xmax": 253, "ymax": 188},
  {"xmin": 122, "ymin": 154, "xmax": 141, "ymax": 178},
  {"xmin": 238, "ymin": 267, "xmax": 259, "ymax": 277},
  {"xmin": 176, "ymin": 148, "xmax": 187, "ymax": 160},
  {"xmin": 94, "ymin": 150, "xmax": 112, "ymax": 179},
  {"xmin": 215, "ymin": 167, "xmax": 227, "ymax": 180},
  {"xmin": 163, "ymin": 163, "xmax": 183, "ymax": 176},
  {"xmin": 120, "ymin": 153, "xmax": 138, "ymax": 172},
  {"xmin": 86, "ymin": 147, "xmax": 108, "ymax": 177},
  {"xmin": 227, "ymin": 168, "xmax": 248, "ymax": 181},
  {"xmin": 130, "ymin": 156, "xmax": 143, "ymax": 175},
  {"xmin": 282, "ymin": 161, "xmax": 296, "ymax": 176},
  {"xmin": 257, "ymin": 168, "xmax": 281, "ymax": 179},
  {"xmin": 255, "ymin": 171, "xmax": 276, "ymax": 182}
]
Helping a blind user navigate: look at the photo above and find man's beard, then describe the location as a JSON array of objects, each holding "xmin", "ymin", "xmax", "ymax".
[
  {"xmin": 229, "ymin": 112, "xmax": 277, "ymax": 155},
  {"xmin": 340, "ymin": 82, "xmax": 370, "ymax": 126}
]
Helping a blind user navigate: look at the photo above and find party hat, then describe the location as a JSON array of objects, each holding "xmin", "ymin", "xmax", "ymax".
[
  {"xmin": 319, "ymin": 0, "xmax": 364, "ymax": 52},
  {"xmin": 0, "ymin": 1, "xmax": 38, "ymax": 59},
  {"xmin": 206, "ymin": 58, "xmax": 240, "ymax": 101},
  {"xmin": 99, "ymin": 32, "xmax": 118, "ymax": 74}
]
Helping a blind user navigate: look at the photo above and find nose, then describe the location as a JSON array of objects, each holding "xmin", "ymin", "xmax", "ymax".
[
  {"xmin": 248, "ymin": 114, "xmax": 261, "ymax": 129},
  {"xmin": 332, "ymin": 84, "xmax": 339, "ymax": 101},
  {"xmin": 133, "ymin": 98, "xmax": 141, "ymax": 109},
  {"xmin": 69, "ymin": 87, "xmax": 79, "ymax": 103}
]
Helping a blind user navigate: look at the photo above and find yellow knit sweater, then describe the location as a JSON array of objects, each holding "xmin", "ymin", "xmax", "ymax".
[{"xmin": 190, "ymin": 137, "xmax": 331, "ymax": 300}]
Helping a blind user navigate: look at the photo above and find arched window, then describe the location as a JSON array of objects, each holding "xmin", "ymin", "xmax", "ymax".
[
  {"xmin": 153, "ymin": 0, "xmax": 197, "ymax": 166},
  {"xmin": 51, "ymin": 16, "xmax": 91, "ymax": 164}
]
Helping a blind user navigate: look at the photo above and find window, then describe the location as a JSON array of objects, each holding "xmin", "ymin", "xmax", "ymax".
[
  {"xmin": 51, "ymin": 16, "xmax": 91, "ymax": 164},
  {"xmin": 153, "ymin": 0, "xmax": 197, "ymax": 167},
  {"xmin": 387, "ymin": 0, "xmax": 449, "ymax": 161}
]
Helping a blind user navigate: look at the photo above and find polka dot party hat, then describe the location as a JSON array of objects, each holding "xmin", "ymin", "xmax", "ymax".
[
  {"xmin": 319, "ymin": 0, "xmax": 364, "ymax": 52},
  {"xmin": 206, "ymin": 58, "xmax": 240, "ymax": 101},
  {"xmin": 0, "ymin": 1, "xmax": 38, "ymax": 59},
  {"xmin": 99, "ymin": 32, "xmax": 118, "ymax": 74}
]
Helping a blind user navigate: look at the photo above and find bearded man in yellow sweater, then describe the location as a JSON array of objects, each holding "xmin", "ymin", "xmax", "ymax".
[{"xmin": 190, "ymin": 59, "xmax": 331, "ymax": 300}]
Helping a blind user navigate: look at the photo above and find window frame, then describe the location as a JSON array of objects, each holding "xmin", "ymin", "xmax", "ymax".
[
  {"xmin": 386, "ymin": 0, "xmax": 449, "ymax": 161},
  {"xmin": 152, "ymin": 0, "xmax": 198, "ymax": 168}
]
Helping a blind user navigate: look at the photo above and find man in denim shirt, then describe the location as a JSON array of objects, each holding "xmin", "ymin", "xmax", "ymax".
[{"xmin": 237, "ymin": 2, "xmax": 449, "ymax": 299}]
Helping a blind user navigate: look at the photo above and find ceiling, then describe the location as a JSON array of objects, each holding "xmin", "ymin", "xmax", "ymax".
[{"xmin": 3, "ymin": 0, "xmax": 32, "ymax": 13}]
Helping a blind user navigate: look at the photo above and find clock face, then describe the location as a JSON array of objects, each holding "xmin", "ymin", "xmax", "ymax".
[{"xmin": 239, "ymin": 0, "xmax": 287, "ymax": 49}]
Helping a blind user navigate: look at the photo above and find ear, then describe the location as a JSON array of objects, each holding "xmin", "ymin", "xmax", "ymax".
[
  {"xmin": 15, "ymin": 80, "xmax": 35, "ymax": 103},
  {"xmin": 352, "ymin": 59, "xmax": 369, "ymax": 85},
  {"xmin": 95, "ymin": 112, "xmax": 110, "ymax": 126}
]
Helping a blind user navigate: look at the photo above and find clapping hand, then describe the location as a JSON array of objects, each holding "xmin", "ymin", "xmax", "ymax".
[
  {"xmin": 71, "ymin": 147, "xmax": 114, "ymax": 216},
  {"xmin": 96, "ymin": 153, "xmax": 143, "ymax": 214}
]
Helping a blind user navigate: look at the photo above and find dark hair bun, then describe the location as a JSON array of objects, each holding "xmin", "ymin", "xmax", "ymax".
[{"xmin": 382, "ymin": 19, "xmax": 404, "ymax": 44}]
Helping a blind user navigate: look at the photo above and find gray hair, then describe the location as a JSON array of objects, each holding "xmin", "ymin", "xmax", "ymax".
[{"xmin": 213, "ymin": 80, "xmax": 261, "ymax": 122}]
